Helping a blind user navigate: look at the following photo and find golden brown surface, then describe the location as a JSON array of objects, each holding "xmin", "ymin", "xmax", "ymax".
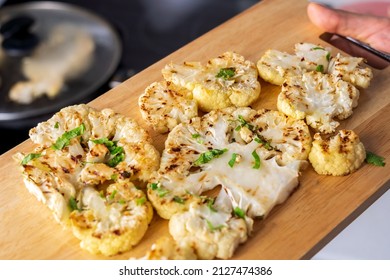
[{"xmin": 0, "ymin": 0, "xmax": 389, "ymax": 259}]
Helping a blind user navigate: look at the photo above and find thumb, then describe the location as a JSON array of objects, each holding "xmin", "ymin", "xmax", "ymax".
[{"xmin": 307, "ymin": 2, "xmax": 390, "ymax": 53}]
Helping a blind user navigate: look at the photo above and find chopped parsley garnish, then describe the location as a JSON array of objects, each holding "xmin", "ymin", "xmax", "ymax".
[
  {"xmin": 365, "ymin": 151, "xmax": 386, "ymax": 167},
  {"xmin": 235, "ymin": 115, "xmax": 255, "ymax": 131},
  {"xmin": 228, "ymin": 153, "xmax": 238, "ymax": 168},
  {"xmin": 52, "ymin": 123, "xmax": 85, "ymax": 150},
  {"xmin": 311, "ymin": 46, "xmax": 325, "ymax": 51},
  {"xmin": 326, "ymin": 52, "xmax": 331, "ymax": 61},
  {"xmin": 252, "ymin": 149, "xmax": 261, "ymax": 169},
  {"xmin": 119, "ymin": 199, "xmax": 126, "ymax": 205},
  {"xmin": 206, "ymin": 197, "xmax": 217, "ymax": 212},
  {"xmin": 69, "ymin": 196, "xmax": 80, "ymax": 211},
  {"xmin": 110, "ymin": 174, "xmax": 118, "ymax": 181},
  {"xmin": 191, "ymin": 133, "xmax": 204, "ymax": 144},
  {"xmin": 21, "ymin": 153, "xmax": 41, "ymax": 165},
  {"xmin": 136, "ymin": 197, "xmax": 146, "ymax": 206},
  {"xmin": 109, "ymin": 190, "xmax": 117, "ymax": 200},
  {"xmin": 193, "ymin": 148, "xmax": 228, "ymax": 166},
  {"xmin": 216, "ymin": 67, "xmax": 236, "ymax": 80},
  {"xmin": 54, "ymin": 122, "xmax": 60, "ymax": 129},
  {"xmin": 206, "ymin": 220, "xmax": 225, "ymax": 232},
  {"xmin": 173, "ymin": 196, "xmax": 185, "ymax": 204},
  {"xmin": 233, "ymin": 207, "xmax": 245, "ymax": 219},
  {"xmin": 150, "ymin": 182, "xmax": 169, "ymax": 197},
  {"xmin": 315, "ymin": 64, "xmax": 324, "ymax": 73},
  {"xmin": 91, "ymin": 137, "xmax": 125, "ymax": 167},
  {"xmin": 254, "ymin": 136, "xmax": 273, "ymax": 150}
]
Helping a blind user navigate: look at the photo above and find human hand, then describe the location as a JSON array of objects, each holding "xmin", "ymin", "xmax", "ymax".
[{"xmin": 307, "ymin": 2, "xmax": 390, "ymax": 53}]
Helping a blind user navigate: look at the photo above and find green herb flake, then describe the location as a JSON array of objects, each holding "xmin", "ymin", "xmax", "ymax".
[
  {"xmin": 92, "ymin": 138, "xmax": 125, "ymax": 167},
  {"xmin": 236, "ymin": 115, "xmax": 255, "ymax": 131},
  {"xmin": 69, "ymin": 196, "xmax": 80, "ymax": 212},
  {"xmin": 254, "ymin": 136, "xmax": 273, "ymax": 150},
  {"xmin": 228, "ymin": 153, "xmax": 238, "ymax": 168},
  {"xmin": 52, "ymin": 123, "xmax": 86, "ymax": 150},
  {"xmin": 233, "ymin": 207, "xmax": 245, "ymax": 219},
  {"xmin": 21, "ymin": 153, "xmax": 41, "ymax": 165},
  {"xmin": 109, "ymin": 190, "xmax": 117, "ymax": 200},
  {"xmin": 54, "ymin": 122, "xmax": 60, "ymax": 129},
  {"xmin": 365, "ymin": 151, "xmax": 386, "ymax": 167},
  {"xmin": 149, "ymin": 182, "xmax": 169, "ymax": 197},
  {"xmin": 110, "ymin": 174, "xmax": 118, "ymax": 181},
  {"xmin": 206, "ymin": 198, "xmax": 217, "ymax": 212},
  {"xmin": 107, "ymin": 152, "xmax": 125, "ymax": 167},
  {"xmin": 193, "ymin": 148, "xmax": 228, "ymax": 166},
  {"xmin": 136, "ymin": 197, "xmax": 146, "ymax": 206},
  {"xmin": 173, "ymin": 196, "xmax": 185, "ymax": 204},
  {"xmin": 252, "ymin": 149, "xmax": 261, "ymax": 169},
  {"xmin": 206, "ymin": 220, "xmax": 225, "ymax": 232},
  {"xmin": 326, "ymin": 52, "xmax": 331, "ymax": 62},
  {"xmin": 99, "ymin": 190, "xmax": 105, "ymax": 198},
  {"xmin": 216, "ymin": 67, "xmax": 236, "ymax": 80},
  {"xmin": 315, "ymin": 64, "xmax": 324, "ymax": 73},
  {"xmin": 192, "ymin": 133, "xmax": 201, "ymax": 139},
  {"xmin": 311, "ymin": 46, "xmax": 325, "ymax": 51},
  {"xmin": 119, "ymin": 199, "xmax": 126, "ymax": 205}
]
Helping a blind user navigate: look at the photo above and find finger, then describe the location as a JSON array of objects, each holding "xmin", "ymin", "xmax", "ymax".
[{"xmin": 307, "ymin": 2, "xmax": 390, "ymax": 53}]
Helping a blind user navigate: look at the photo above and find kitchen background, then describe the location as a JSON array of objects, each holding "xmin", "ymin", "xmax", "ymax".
[{"xmin": 0, "ymin": 0, "xmax": 259, "ymax": 154}]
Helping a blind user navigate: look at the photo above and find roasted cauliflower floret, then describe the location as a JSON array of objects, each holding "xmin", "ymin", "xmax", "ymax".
[
  {"xmin": 138, "ymin": 81, "xmax": 198, "ymax": 133},
  {"xmin": 169, "ymin": 200, "xmax": 249, "ymax": 260},
  {"xmin": 147, "ymin": 107, "xmax": 311, "ymax": 220},
  {"xmin": 256, "ymin": 49, "xmax": 303, "ymax": 86},
  {"xmin": 277, "ymin": 71, "xmax": 360, "ymax": 134},
  {"xmin": 257, "ymin": 43, "xmax": 331, "ymax": 85},
  {"xmin": 328, "ymin": 53, "xmax": 373, "ymax": 89},
  {"xmin": 163, "ymin": 51, "xmax": 261, "ymax": 112},
  {"xmin": 69, "ymin": 181, "xmax": 153, "ymax": 256},
  {"xmin": 257, "ymin": 42, "xmax": 372, "ymax": 89},
  {"xmin": 308, "ymin": 129, "xmax": 366, "ymax": 176},
  {"xmin": 14, "ymin": 104, "xmax": 159, "ymax": 256}
]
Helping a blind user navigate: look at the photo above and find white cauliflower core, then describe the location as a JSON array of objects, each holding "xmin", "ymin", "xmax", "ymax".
[
  {"xmin": 145, "ymin": 107, "xmax": 311, "ymax": 259},
  {"xmin": 309, "ymin": 129, "xmax": 366, "ymax": 176},
  {"xmin": 278, "ymin": 71, "xmax": 360, "ymax": 134},
  {"xmin": 14, "ymin": 104, "xmax": 159, "ymax": 256},
  {"xmin": 138, "ymin": 81, "xmax": 198, "ymax": 133},
  {"xmin": 257, "ymin": 42, "xmax": 373, "ymax": 89},
  {"xmin": 162, "ymin": 51, "xmax": 261, "ymax": 112}
]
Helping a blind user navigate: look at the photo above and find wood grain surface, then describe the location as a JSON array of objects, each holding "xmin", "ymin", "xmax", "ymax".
[{"xmin": 0, "ymin": 0, "xmax": 389, "ymax": 260}]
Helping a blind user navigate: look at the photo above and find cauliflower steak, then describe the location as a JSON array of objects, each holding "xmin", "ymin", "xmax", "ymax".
[
  {"xmin": 145, "ymin": 107, "xmax": 311, "ymax": 259},
  {"xmin": 14, "ymin": 104, "xmax": 159, "ymax": 256},
  {"xmin": 162, "ymin": 51, "xmax": 261, "ymax": 112}
]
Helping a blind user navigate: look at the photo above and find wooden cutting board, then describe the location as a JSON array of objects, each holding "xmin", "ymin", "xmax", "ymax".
[{"xmin": 0, "ymin": 0, "xmax": 389, "ymax": 260}]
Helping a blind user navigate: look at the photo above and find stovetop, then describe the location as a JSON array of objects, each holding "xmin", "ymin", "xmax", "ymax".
[{"xmin": 0, "ymin": 0, "xmax": 258, "ymax": 154}]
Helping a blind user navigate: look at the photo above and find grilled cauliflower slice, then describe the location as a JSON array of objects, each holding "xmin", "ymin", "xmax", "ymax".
[
  {"xmin": 147, "ymin": 107, "xmax": 311, "ymax": 220},
  {"xmin": 277, "ymin": 71, "xmax": 360, "ymax": 134},
  {"xmin": 256, "ymin": 49, "xmax": 303, "ymax": 86},
  {"xmin": 309, "ymin": 130, "xmax": 366, "ymax": 176},
  {"xmin": 138, "ymin": 81, "xmax": 198, "ymax": 133},
  {"xmin": 163, "ymin": 51, "xmax": 261, "ymax": 112},
  {"xmin": 15, "ymin": 104, "xmax": 159, "ymax": 255},
  {"xmin": 257, "ymin": 43, "xmax": 372, "ymax": 89},
  {"xmin": 328, "ymin": 53, "xmax": 373, "ymax": 89},
  {"xmin": 69, "ymin": 180, "xmax": 153, "ymax": 256},
  {"xmin": 169, "ymin": 200, "xmax": 249, "ymax": 260},
  {"xmin": 257, "ymin": 43, "xmax": 331, "ymax": 85}
]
